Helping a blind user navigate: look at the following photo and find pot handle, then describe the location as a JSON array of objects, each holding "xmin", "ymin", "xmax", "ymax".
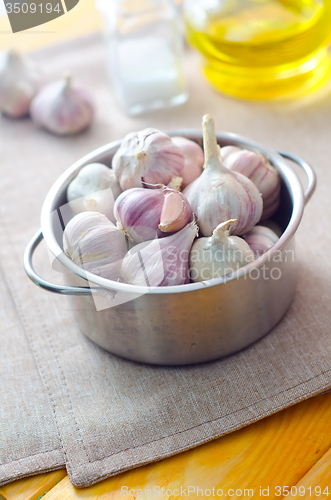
[
  {"xmin": 277, "ymin": 151, "xmax": 316, "ymax": 205},
  {"xmin": 24, "ymin": 229, "xmax": 94, "ymax": 295}
]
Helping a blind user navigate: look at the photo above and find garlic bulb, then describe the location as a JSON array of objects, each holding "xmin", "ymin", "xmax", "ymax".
[
  {"xmin": 112, "ymin": 128, "xmax": 184, "ymax": 190},
  {"xmin": 114, "ymin": 187, "xmax": 165, "ymax": 243},
  {"xmin": 171, "ymin": 136, "xmax": 204, "ymax": 189},
  {"xmin": 221, "ymin": 146, "xmax": 281, "ymax": 220},
  {"xmin": 63, "ymin": 212, "xmax": 127, "ymax": 281},
  {"xmin": 219, "ymin": 145, "xmax": 239, "ymax": 161},
  {"xmin": 0, "ymin": 50, "xmax": 40, "ymax": 117},
  {"xmin": 121, "ymin": 221, "xmax": 199, "ymax": 287},
  {"xmin": 114, "ymin": 185, "xmax": 191, "ymax": 243},
  {"xmin": 243, "ymin": 225, "xmax": 279, "ymax": 256},
  {"xmin": 30, "ymin": 73, "xmax": 93, "ymax": 135},
  {"xmin": 183, "ymin": 114, "xmax": 263, "ymax": 236},
  {"xmin": 67, "ymin": 163, "xmax": 121, "ymax": 223},
  {"xmin": 190, "ymin": 219, "xmax": 255, "ymax": 282}
]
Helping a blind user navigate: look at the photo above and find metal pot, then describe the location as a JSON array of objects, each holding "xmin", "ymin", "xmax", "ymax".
[{"xmin": 24, "ymin": 131, "xmax": 316, "ymax": 365}]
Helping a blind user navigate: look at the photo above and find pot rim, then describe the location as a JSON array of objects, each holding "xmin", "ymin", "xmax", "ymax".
[{"xmin": 41, "ymin": 130, "xmax": 305, "ymax": 296}]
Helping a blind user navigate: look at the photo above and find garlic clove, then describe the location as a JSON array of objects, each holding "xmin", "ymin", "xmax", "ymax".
[
  {"xmin": 180, "ymin": 158, "xmax": 204, "ymax": 189},
  {"xmin": 121, "ymin": 220, "xmax": 199, "ymax": 287},
  {"xmin": 0, "ymin": 50, "xmax": 41, "ymax": 118},
  {"xmin": 183, "ymin": 114, "xmax": 263, "ymax": 236},
  {"xmin": 242, "ymin": 225, "xmax": 279, "ymax": 256},
  {"xmin": 172, "ymin": 136, "xmax": 204, "ymax": 167},
  {"xmin": 219, "ymin": 145, "xmax": 241, "ymax": 161},
  {"xmin": 221, "ymin": 146, "xmax": 281, "ymax": 220},
  {"xmin": 63, "ymin": 211, "xmax": 127, "ymax": 281},
  {"xmin": 158, "ymin": 189, "xmax": 191, "ymax": 233},
  {"xmin": 189, "ymin": 219, "xmax": 255, "ymax": 282},
  {"xmin": 30, "ymin": 73, "xmax": 93, "ymax": 135},
  {"xmin": 67, "ymin": 163, "xmax": 121, "ymax": 223},
  {"xmin": 112, "ymin": 128, "xmax": 184, "ymax": 190},
  {"xmin": 172, "ymin": 136, "xmax": 204, "ymax": 188}
]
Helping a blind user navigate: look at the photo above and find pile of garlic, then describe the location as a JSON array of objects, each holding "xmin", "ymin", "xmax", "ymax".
[
  {"xmin": 0, "ymin": 50, "xmax": 93, "ymax": 135},
  {"xmin": 63, "ymin": 114, "xmax": 281, "ymax": 287}
]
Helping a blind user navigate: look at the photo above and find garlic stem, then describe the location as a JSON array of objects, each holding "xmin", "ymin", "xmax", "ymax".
[
  {"xmin": 202, "ymin": 114, "xmax": 220, "ymax": 164},
  {"xmin": 63, "ymin": 71, "xmax": 71, "ymax": 88},
  {"xmin": 184, "ymin": 114, "xmax": 263, "ymax": 236},
  {"xmin": 212, "ymin": 219, "xmax": 237, "ymax": 243},
  {"xmin": 135, "ymin": 151, "xmax": 147, "ymax": 160}
]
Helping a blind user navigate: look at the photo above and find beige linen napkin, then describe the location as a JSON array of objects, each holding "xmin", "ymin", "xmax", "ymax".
[{"xmin": 0, "ymin": 34, "xmax": 331, "ymax": 488}]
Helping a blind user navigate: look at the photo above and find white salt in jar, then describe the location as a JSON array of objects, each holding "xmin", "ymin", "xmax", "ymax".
[{"xmin": 97, "ymin": 0, "xmax": 189, "ymax": 115}]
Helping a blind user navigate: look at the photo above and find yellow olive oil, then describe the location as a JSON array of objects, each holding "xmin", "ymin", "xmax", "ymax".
[{"xmin": 184, "ymin": 0, "xmax": 331, "ymax": 99}]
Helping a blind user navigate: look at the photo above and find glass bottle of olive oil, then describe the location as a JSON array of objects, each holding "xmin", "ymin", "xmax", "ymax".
[{"xmin": 184, "ymin": 0, "xmax": 331, "ymax": 99}]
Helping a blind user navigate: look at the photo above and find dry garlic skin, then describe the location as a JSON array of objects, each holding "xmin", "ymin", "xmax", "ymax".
[
  {"xmin": 243, "ymin": 225, "xmax": 279, "ymax": 256},
  {"xmin": 63, "ymin": 212, "xmax": 127, "ymax": 281},
  {"xmin": 67, "ymin": 163, "xmax": 121, "ymax": 222},
  {"xmin": 121, "ymin": 221, "xmax": 198, "ymax": 287},
  {"xmin": 30, "ymin": 75, "xmax": 94, "ymax": 135},
  {"xmin": 171, "ymin": 136, "xmax": 204, "ymax": 188},
  {"xmin": 183, "ymin": 114, "xmax": 263, "ymax": 236},
  {"xmin": 190, "ymin": 219, "xmax": 255, "ymax": 282},
  {"xmin": 0, "ymin": 50, "xmax": 40, "ymax": 117},
  {"xmin": 114, "ymin": 187, "xmax": 166, "ymax": 243},
  {"xmin": 114, "ymin": 185, "xmax": 191, "ymax": 243},
  {"xmin": 112, "ymin": 128, "xmax": 184, "ymax": 190},
  {"xmin": 221, "ymin": 146, "xmax": 281, "ymax": 219}
]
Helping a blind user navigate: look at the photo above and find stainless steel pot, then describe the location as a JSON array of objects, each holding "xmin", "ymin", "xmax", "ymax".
[{"xmin": 24, "ymin": 131, "xmax": 316, "ymax": 365}]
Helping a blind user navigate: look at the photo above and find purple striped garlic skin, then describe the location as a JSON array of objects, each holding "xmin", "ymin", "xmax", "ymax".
[
  {"xmin": 243, "ymin": 225, "xmax": 279, "ymax": 256},
  {"xmin": 121, "ymin": 221, "xmax": 199, "ymax": 287},
  {"xmin": 171, "ymin": 136, "xmax": 204, "ymax": 189},
  {"xmin": 112, "ymin": 128, "xmax": 184, "ymax": 191},
  {"xmin": 114, "ymin": 187, "xmax": 166, "ymax": 243},
  {"xmin": 30, "ymin": 74, "xmax": 93, "ymax": 135},
  {"xmin": 221, "ymin": 146, "xmax": 281, "ymax": 220}
]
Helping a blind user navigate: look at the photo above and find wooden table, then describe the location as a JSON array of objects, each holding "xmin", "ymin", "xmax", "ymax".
[{"xmin": 0, "ymin": 4, "xmax": 330, "ymax": 499}]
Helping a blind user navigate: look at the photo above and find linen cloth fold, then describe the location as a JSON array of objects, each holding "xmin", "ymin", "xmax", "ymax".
[{"xmin": 0, "ymin": 34, "xmax": 331, "ymax": 488}]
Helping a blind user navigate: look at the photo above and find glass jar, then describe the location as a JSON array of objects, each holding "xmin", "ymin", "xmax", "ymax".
[
  {"xmin": 183, "ymin": 0, "xmax": 331, "ymax": 100},
  {"xmin": 97, "ymin": 0, "xmax": 188, "ymax": 115}
]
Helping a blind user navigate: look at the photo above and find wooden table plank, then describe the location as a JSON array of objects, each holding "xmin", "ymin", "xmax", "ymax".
[
  {"xmin": 0, "ymin": 469, "xmax": 66, "ymax": 500},
  {"xmin": 287, "ymin": 446, "xmax": 331, "ymax": 500},
  {"xmin": 41, "ymin": 394, "xmax": 331, "ymax": 500}
]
